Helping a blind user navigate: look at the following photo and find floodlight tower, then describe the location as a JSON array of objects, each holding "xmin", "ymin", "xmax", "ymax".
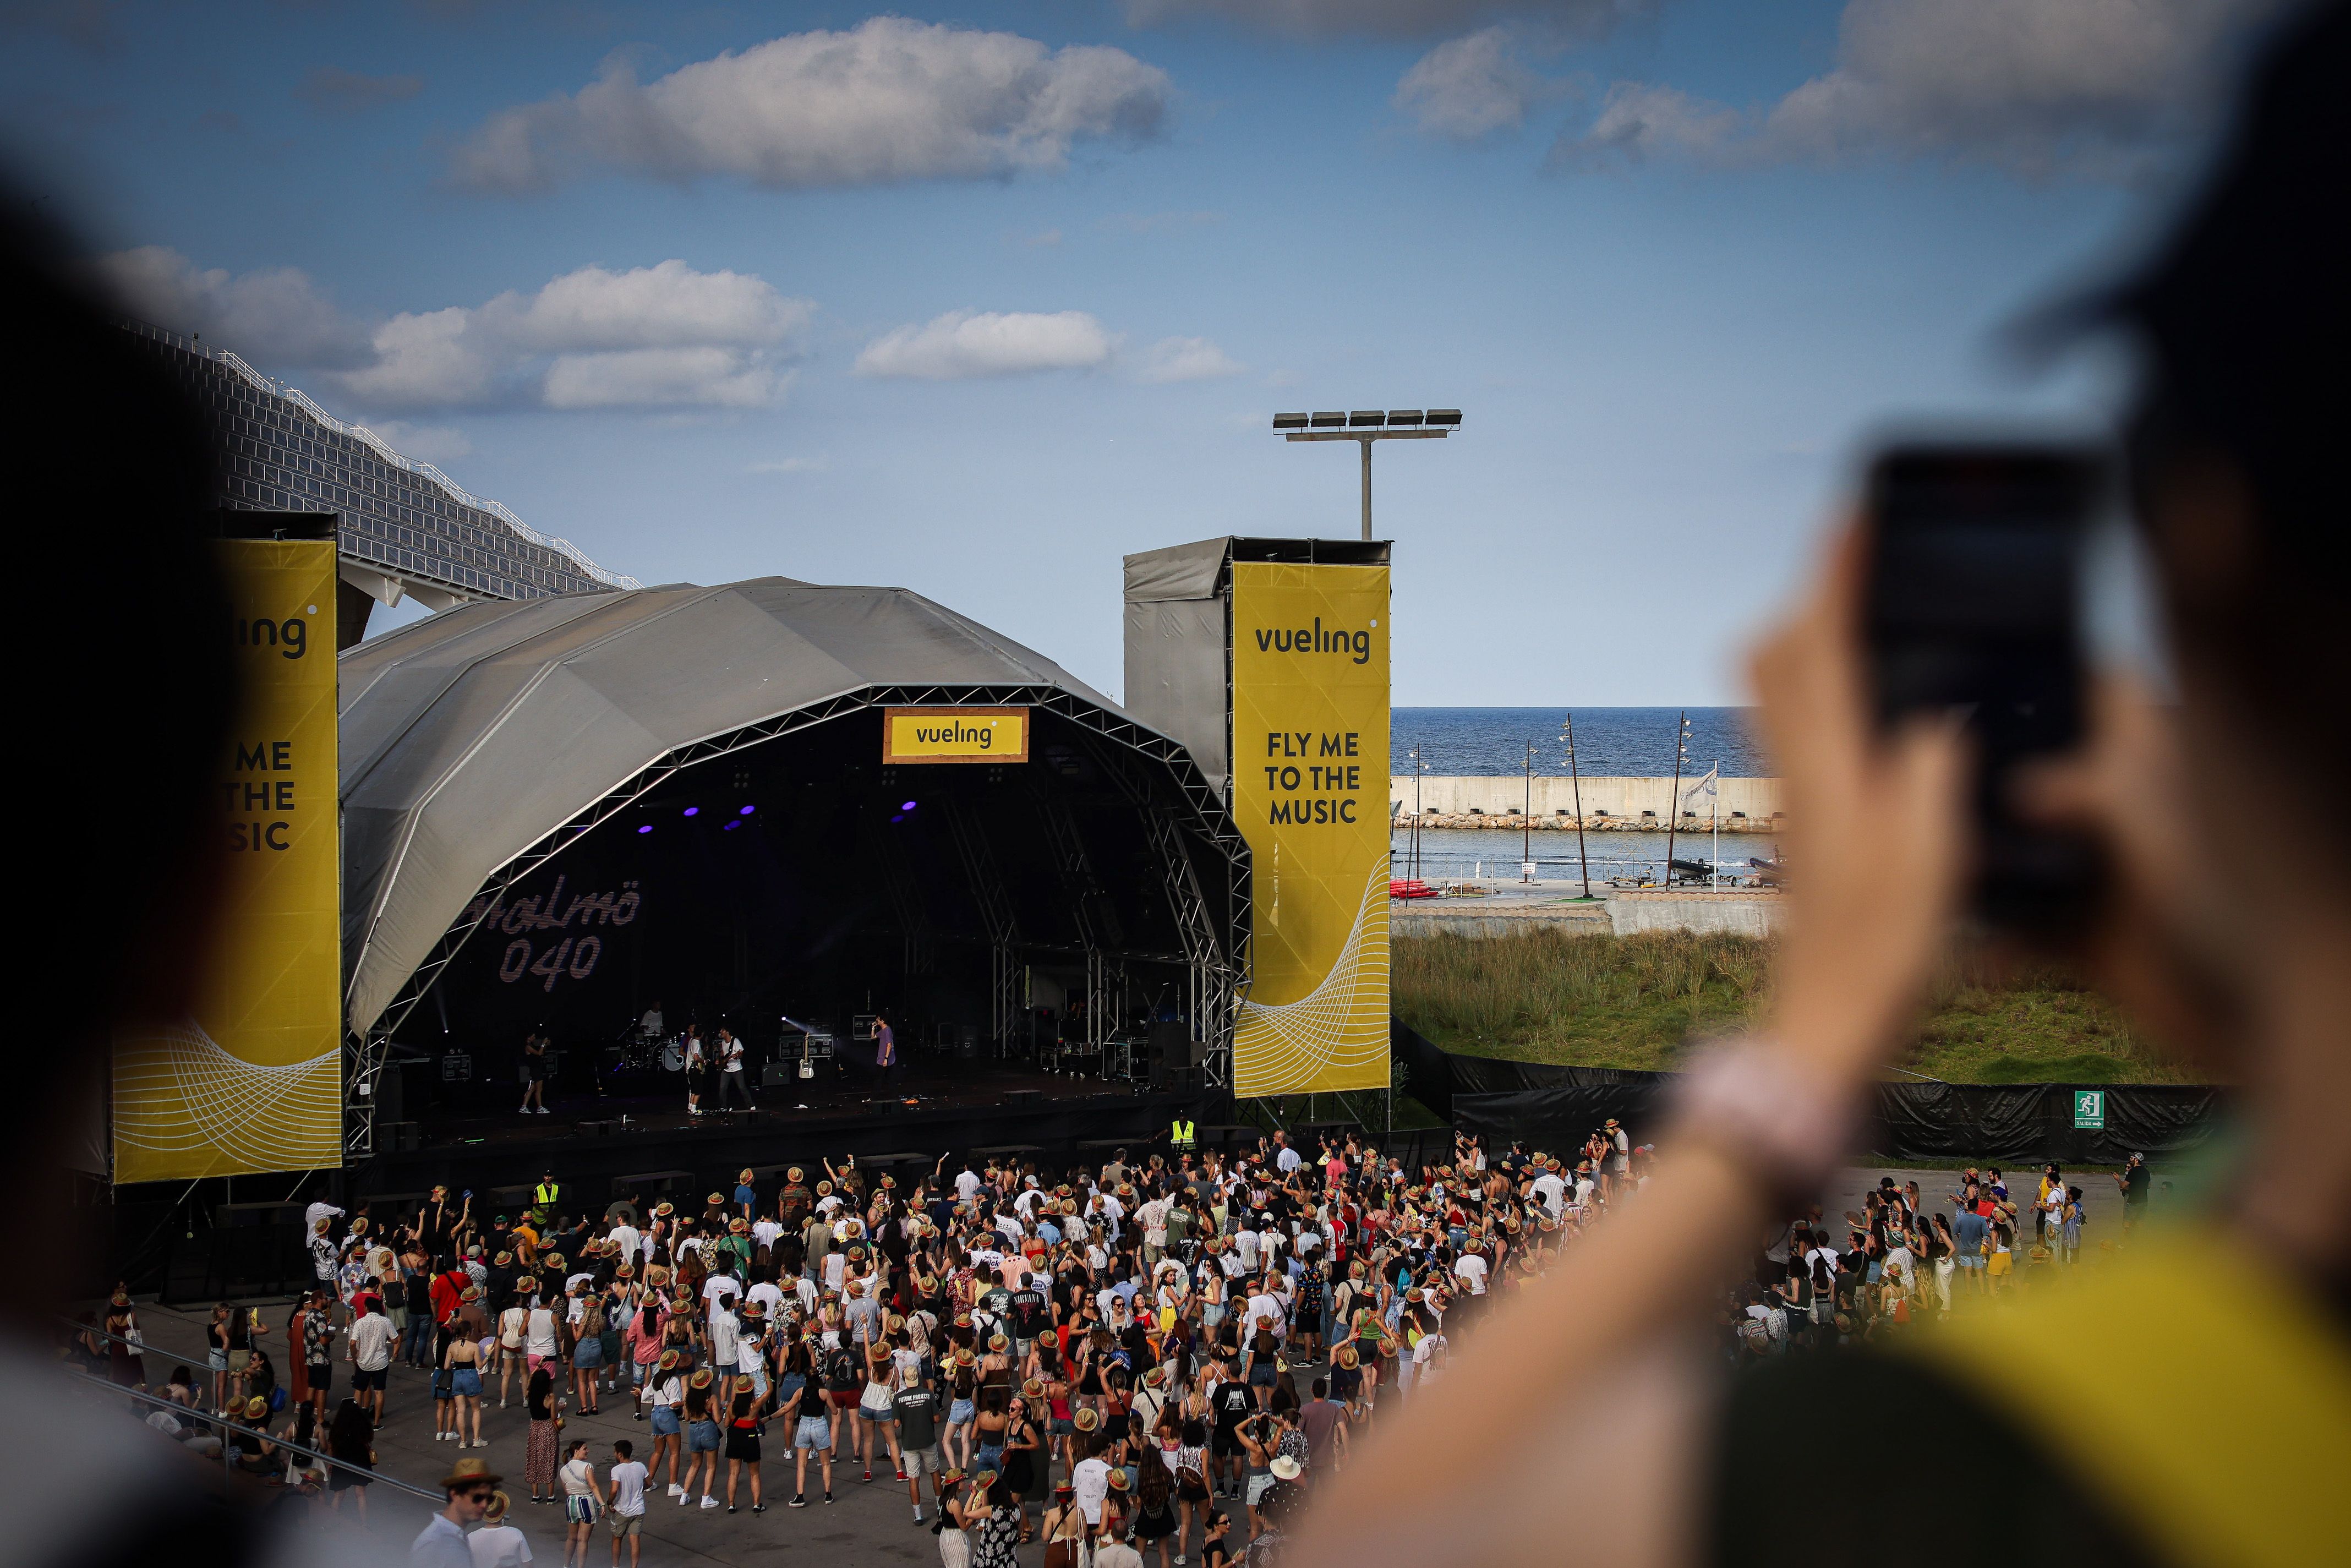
[{"xmin": 1272, "ymin": 409, "xmax": 1461, "ymax": 541}]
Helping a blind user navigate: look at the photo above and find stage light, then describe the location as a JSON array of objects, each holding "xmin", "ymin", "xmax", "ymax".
[
  {"xmin": 1271, "ymin": 413, "xmax": 1309, "ymax": 430},
  {"xmin": 723, "ymin": 821, "xmax": 740, "ymax": 832},
  {"xmin": 1348, "ymin": 410, "xmax": 1385, "ymax": 428},
  {"xmin": 901, "ymin": 800, "xmax": 918, "ymax": 811},
  {"xmin": 738, "ymin": 805, "xmax": 754, "ymax": 816},
  {"xmin": 683, "ymin": 806, "xmax": 699, "ymax": 817},
  {"xmin": 636, "ymin": 824, "xmax": 652, "ymax": 834}
]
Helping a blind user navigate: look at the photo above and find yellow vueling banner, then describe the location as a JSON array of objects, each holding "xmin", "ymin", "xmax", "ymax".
[
  {"xmin": 113, "ymin": 540, "xmax": 342, "ymax": 1181},
  {"xmin": 1231, "ymin": 561, "xmax": 1391, "ymax": 1096}
]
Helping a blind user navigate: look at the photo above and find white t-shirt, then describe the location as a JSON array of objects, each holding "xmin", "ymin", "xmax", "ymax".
[
  {"xmin": 559, "ymin": 1457, "xmax": 597, "ymax": 1498},
  {"xmin": 721, "ymin": 1038, "xmax": 745, "ymax": 1074},
  {"xmin": 1276, "ymin": 1146, "xmax": 1302, "ymax": 1173},
  {"xmin": 752, "ymin": 1218, "xmax": 783, "ymax": 1252},
  {"xmin": 609, "ymin": 1460, "xmax": 649, "ymax": 1517},
  {"xmin": 748, "ymin": 1281, "xmax": 785, "ymax": 1320},
  {"xmin": 468, "ymin": 1523, "xmax": 534, "ymax": 1567},
  {"xmin": 955, "ymin": 1171, "xmax": 983, "ymax": 1203},
  {"xmin": 1072, "ymin": 1456, "xmax": 1111, "ymax": 1526},
  {"xmin": 1452, "ymin": 1255, "xmax": 1489, "ymax": 1296},
  {"xmin": 1530, "ymin": 1173, "xmax": 1567, "ymax": 1216},
  {"xmin": 608, "ymin": 1224, "xmax": 641, "ymax": 1264}
]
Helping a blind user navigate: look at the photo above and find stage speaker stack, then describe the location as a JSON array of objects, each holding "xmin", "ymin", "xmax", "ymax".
[
  {"xmin": 380, "ymin": 1121, "xmax": 423, "ymax": 1153},
  {"xmin": 1147, "ymin": 1022, "xmax": 1207, "ymax": 1089},
  {"xmin": 761, "ymin": 1060, "xmax": 794, "ymax": 1089}
]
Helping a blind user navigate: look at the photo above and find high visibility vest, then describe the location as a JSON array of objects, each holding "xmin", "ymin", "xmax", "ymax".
[
  {"xmin": 535, "ymin": 1181, "xmax": 560, "ymax": 1209},
  {"xmin": 1171, "ymin": 1119, "xmax": 1196, "ymax": 1149}
]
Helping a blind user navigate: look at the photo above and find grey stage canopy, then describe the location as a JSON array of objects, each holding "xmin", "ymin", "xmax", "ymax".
[{"xmin": 338, "ymin": 578, "xmax": 1246, "ymax": 1145}]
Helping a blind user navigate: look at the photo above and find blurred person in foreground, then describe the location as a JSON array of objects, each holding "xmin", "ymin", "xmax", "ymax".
[
  {"xmin": 0, "ymin": 198, "xmax": 402, "ymax": 1562},
  {"xmin": 1297, "ymin": 6, "xmax": 2349, "ymax": 1568}
]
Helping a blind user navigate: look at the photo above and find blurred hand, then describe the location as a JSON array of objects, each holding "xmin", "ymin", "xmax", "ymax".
[
  {"xmin": 1748, "ymin": 529, "xmax": 1970, "ymax": 1084},
  {"xmin": 2013, "ymin": 674, "xmax": 2240, "ymax": 1069}
]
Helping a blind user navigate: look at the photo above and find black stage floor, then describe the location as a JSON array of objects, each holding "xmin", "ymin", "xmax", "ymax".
[{"xmin": 347, "ymin": 1055, "xmax": 1224, "ymax": 1215}]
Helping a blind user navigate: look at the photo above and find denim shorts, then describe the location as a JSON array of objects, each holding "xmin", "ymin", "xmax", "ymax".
[
  {"xmin": 650, "ymin": 1406, "xmax": 681, "ymax": 1437},
  {"xmin": 948, "ymin": 1399, "xmax": 975, "ymax": 1426},
  {"xmin": 687, "ymin": 1419, "xmax": 721, "ymax": 1454},
  {"xmin": 452, "ymin": 1369, "xmax": 482, "ymax": 1399},
  {"xmin": 794, "ymin": 1415, "xmax": 833, "ymax": 1450},
  {"xmin": 572, "ymin": 1338, "xmax": 605, "ymax": 1369}
]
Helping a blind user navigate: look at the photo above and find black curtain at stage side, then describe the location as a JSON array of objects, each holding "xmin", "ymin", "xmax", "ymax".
[{"xmin": 1394, "ymin": 1020, "xmax": 2232, "ymax": 1167}]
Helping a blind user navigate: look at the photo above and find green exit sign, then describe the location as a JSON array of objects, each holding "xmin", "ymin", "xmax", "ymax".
[{"xmin": 2073, "ymin": 1090, "xmax": 2106, "ymax": 1130}]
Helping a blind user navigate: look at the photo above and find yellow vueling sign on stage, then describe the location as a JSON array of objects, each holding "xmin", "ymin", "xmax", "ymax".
[
  {"xmin": 1231, "ymin": 560, "xmax": 1391, "ymax": 1096},
  {"xmin": 113, "ymin": 540, "xmax": 343, "ymax": 1182},
  {"xmin": 883, "ymin": 707, "xmax": 1030, "ymax": 764}
]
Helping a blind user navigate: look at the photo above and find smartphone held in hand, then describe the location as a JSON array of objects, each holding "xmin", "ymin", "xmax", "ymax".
[{"xmin": 1862, "ymin": 442, "xmax": 2109, "ymax": 931}]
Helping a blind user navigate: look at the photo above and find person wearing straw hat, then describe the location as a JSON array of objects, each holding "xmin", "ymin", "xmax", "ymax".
[
  {"xmin": 467, "ymin": 1486, "xmax": 532, "ymax": 1568},
  {"xmin": 646, "ymin": 1348, "xmax": 686, "ymax": 1500},
  {"xmin": 414, "ymin": 1454, "xmax": 500, "ymax": 1568},
  {"xmin": 682, "ymin": 1367, "xmax": 723, "ymax": 1510}
]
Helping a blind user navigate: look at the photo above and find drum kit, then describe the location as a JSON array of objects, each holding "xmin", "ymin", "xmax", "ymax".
[{"xmin": 617, "ymin": 1024, "xmax": 685, "ymax": 1074}]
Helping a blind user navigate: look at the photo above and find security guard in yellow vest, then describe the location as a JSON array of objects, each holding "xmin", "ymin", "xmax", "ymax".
[
  {"xmin": 534, "ymin": 1171, "xmax": 560, "ymax": 1212},
  {"xmin": 1170, "ymin": 1117, "xmax": 1196, "ymax": 1153}
]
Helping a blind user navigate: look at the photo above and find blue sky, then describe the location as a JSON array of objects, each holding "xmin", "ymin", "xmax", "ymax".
[{"xmin": 0, "ymin": 0, "xmax": 2269, "ymax": 703}]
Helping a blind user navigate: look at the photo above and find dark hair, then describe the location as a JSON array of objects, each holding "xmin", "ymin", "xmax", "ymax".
[
  {"xmin": 613, "ymin": 1439, "xmax": 632, "ymax": 1458},
  {"xmin": 2091, "ymin": 2, "xmax": 2349, "ymax": 745}
]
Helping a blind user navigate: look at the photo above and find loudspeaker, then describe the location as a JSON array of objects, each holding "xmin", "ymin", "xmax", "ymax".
[
  {"xmin": 762, "ymin": 1061, "xmax": 794, "ymax": 1089},
  {"xmin": 955, "ymin": 1025, "xmax": 980, "ymax": 1061},
  {"xmin": 381, "ymin": 1120, "xmax": 423, "ymax": 1154}
]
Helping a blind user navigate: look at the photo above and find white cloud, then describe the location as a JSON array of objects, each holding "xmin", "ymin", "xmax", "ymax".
[
  {"xmin": 95, "ymin": 245, "xmax": 374, "ymax": 368},
  {"xmin": 1396, "ymin": 27, "xmax": 1560, "ymax": 139},
  {"xmin": 104, "ymin": 247, "xmax": 811, "ymax": 412},
  {"xmin": 367, "ymin": 420, "xmax": 474, "ymax": 464},
  {"xmin": 747, "ymin": 456, "xmax": 827, "ymax": 474},
  {"xmin": 1135, "ymin": 336, "xmax": 1244, "ymax": 383},
  {"xmin": 1124, "ymin": 0, "xmax": 1648, "ymax": 39},
  {"xmin": 855, "ymin": 310, "xmax": 1119, "ymax": 380},
  {"xmin": 1552, "ymin": 80, "xmax": 1741, "ymax": 167},
  {"xmin": 451, "ymin": 17, "xmax": 1173, "ymax": 194},
  {"xmin": 1559, "ymin": 0, "xmax": 2271, "ymax": 175},
  {"xmin": 543, "ymin": 347, "xmax": 783, "ymax": 409}
]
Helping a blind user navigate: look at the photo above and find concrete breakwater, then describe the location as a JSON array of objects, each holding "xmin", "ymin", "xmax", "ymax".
[{"xmin": 1391, "ymin": 775, "xmax": 1781, "ymax": 832}]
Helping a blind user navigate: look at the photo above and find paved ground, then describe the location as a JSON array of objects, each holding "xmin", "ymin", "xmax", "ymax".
[{"xmin": 114, "ymin": 1160, "xmax": 2171, "ymax": 1562}]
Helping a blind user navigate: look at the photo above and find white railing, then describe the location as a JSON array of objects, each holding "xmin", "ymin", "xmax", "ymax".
[{"xmin": 123, "ymin": 318, "xmax": 644, "ymax": 592}]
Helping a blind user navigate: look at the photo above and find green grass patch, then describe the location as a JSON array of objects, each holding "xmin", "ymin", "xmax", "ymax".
[{"xmin": 1394, "ymin": 929, "xmax": 2196, "ymax": 1084}]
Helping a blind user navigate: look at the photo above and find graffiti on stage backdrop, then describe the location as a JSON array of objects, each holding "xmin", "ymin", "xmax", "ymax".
[{"xmin": 460, "ymin": 877, "xmax": 644, "ymax": 993}]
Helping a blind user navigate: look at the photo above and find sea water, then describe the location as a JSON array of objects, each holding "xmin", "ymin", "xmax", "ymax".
[{"xmin": 1392, "ymin": 707, "xmax": 1766, "ymax": 778}]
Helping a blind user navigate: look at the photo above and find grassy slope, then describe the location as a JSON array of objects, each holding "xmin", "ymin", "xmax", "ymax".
[{"xmin": 1393, "ymin": 929, "xmax": 2196, "ymax": 1084}]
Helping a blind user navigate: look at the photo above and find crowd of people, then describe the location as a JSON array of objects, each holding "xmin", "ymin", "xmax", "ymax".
[{"xmin": 65, "ymin": 1118, "xmax": 2154, "ymax": 1565}]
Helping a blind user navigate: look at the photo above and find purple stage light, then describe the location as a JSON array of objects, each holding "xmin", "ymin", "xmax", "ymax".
[
  {"xmin": 683, "ymin": 806, "xmax": 699, "ymax": 817},
  {"xmin": 901, "ymin": 800, "xmax": 918, "ymax": 811},
  {"xmin": 637, "ymin": 824, "xmax": 652, "ymax": 834},
  {"xmin": 723, "ymin": 821, "xmax": 740, "ymax": 832},
  {"xmin": 739, "ymin": 805, "xmax": 755, "ymax": 816}
]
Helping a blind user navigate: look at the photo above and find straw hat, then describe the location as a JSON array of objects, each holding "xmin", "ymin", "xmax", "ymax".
[
  {"xmin": 816, "ymin": 1182, "xmax": 833, "ymax": 1196},
  {"xmin": 440, "ymin": 1455, "xmax": 502, "ymax": 1491},
  {"xmin": 1108, "ymin": 1467, "xmax": 1132, "ymax": 1493},
  {"xmin": 988, "ymin": 1332, "xmax": 1008, "ymax": 1351},
  {"xmin": 690, "ymin": 1368, "xmax": 714, "ymax": 1388},
  {"xmin": 460, "ymin": 1285, "xmax": 481, "ymax": 1302},
  {"xmin": 658, "ymin": 1349, "xmax": 682, "ymax": 1372},
  {"xmin": 1335, "ymin": 1345, "xmax": 1359, "ymax": 1368},
  {"xmin": 953, "ymin": 1347, "xmax": 976, "ymax": 1367},
  {"xmin": 885, "ymin": 1313, "xmax": 906, "ymax": 1334},
  {"xmin": 705, "ymin": 1192, "xmax": 725, "ymax": 1207},
  {"xmin": 1054, "ymin": 1482, "xmax": 1076, "ymax": 1498},
  {"xmin": 653, "ymin": 1202, "xmax": 675, "ymax": 1217},
  {"xmin": 482, "ymin": 1490, "xmax": 513, "ymax": 1522},
  {"xmin": 1073, "ymin": 1406, "xmax": 1100, "ymax": 1432},
  {"xmin": 243, "ymin": 1396, "xmax": 269, "ymax": 1418},
  {"xmin": 729, "ymin": 1218, "xmax": 748, "ymax": 1234},
  {"xmin": 972, "ymin": 1469, "xmax": 1000, "ymax": 1494},
  {"xmin": 939, "ymin": 1469, "xmax": 967, "ymax": 1488},
  {"xmin": 1023, "ymin": 1378, "xmax": 1044, "ymax": 1397},
  {"xmin": 846, "ymin": 1279, "xmax": 866, "ymax": 1297},
  {"xmin": 1142, "ymin": 1364, "xmax": 1170, "ymax": 1388},
  {"xmin": 616, "ymin": 1264, "xmax": 636, "ymax": 1280},
  {"xmin": 1269, "ymin": 1456, "xmax": 1303, "ymax": 1482},
  {"xmin": 881, "ymin": 1174, "xmax": 898, "ymax": 1190},
  {"xmin": 493, "ymin": 1250, "xmax": 513, "ymax": 1266},
  {"xmin": 513, "ymin": 1275, "xmax": 537, "ymax": 1292},
  {"xmin": 739, "ymin": 1168, "xmax": 756, "ymax": 1183}
]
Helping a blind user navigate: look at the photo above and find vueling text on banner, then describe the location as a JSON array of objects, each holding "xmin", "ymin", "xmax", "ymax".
[
  {"xmin": 1231, "ymin": 561, "xmax": 1391, "ymax": 1096},
  {"xmin": 883, "ymin": 706, "xmax": 1030, "ymax": 764},
  {"xmin": 112, "ymin": 541, "xmax": 343, "ymax": 1182}
]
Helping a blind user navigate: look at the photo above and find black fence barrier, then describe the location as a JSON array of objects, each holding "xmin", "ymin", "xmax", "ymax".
[{"xmin": 1392, "ymin": 1018, "xmax": 2229, "ymax": 1167}]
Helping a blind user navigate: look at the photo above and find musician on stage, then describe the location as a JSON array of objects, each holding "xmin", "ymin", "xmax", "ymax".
[
  {"xmin": 874, "ymin": 1013, "xmax": 898, "ymax": 1088},
  {"xmin": 684, "ymin": 1025, "xmax": 709, "ymax": 1117},
  {"xmin": 638, "ymin": 1001, "xmax": 664, "ymax": 1037}
]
